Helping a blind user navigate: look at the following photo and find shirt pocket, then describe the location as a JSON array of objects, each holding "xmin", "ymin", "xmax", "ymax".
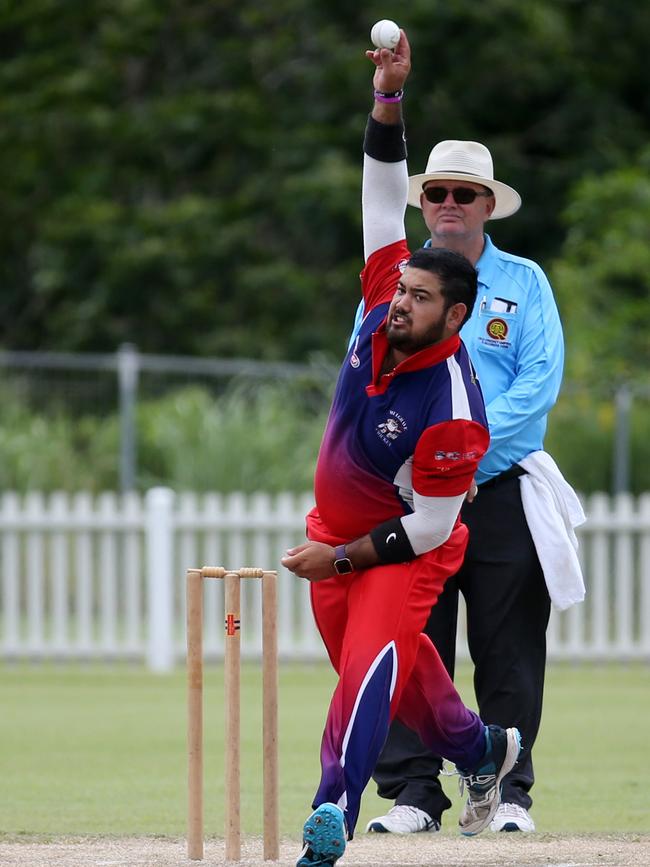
[{"xmin": 474, "ymin": 307, "xmax": 519, "ymax": 354}]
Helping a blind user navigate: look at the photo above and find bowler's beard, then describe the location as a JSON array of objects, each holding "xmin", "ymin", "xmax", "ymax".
[{"xmin": 385, "ymin": 313, "xmax": 447, "ymax": 354}]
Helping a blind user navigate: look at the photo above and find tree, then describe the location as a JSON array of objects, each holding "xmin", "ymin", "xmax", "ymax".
[
  {"xmin": 0, "ymin": 0, "xmax": 648, "ymax": 360},
  {"xmin": 551, "ymin": 147, "xmax": 650, "ymax": 388}
]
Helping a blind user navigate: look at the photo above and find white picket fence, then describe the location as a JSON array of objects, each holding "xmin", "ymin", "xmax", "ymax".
[{"xmin": 1, "ymin": 488, "xmax": 649, "ymax": 671}]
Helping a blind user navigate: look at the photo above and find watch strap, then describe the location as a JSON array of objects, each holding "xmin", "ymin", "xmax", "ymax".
[{"xmin": 333, "ymin": 544, "xmax": 353, "ymax": 575}]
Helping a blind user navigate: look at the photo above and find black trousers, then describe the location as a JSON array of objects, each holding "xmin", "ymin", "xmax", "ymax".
[{"xmin": 373, "ymin": 472, "xmax": 551, "ymax": 820}]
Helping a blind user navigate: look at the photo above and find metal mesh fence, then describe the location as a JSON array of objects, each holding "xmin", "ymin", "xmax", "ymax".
[{"xmin": 0, "ymin": 344, "xmax": 648, "ymax": 494}]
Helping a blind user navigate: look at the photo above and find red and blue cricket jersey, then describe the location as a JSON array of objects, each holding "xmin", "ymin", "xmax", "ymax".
[
  {"xmin": 307, "ymin": 237, "xmax": 489, "ymax": 546},
  {"xmin": 305, "ymin": 238, "xmax": 490, "ymax": 835}
]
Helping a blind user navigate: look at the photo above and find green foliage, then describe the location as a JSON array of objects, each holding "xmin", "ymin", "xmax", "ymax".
[
  {"xmin": 1, "ymin": 0, "xmax": 649, "ymax": 360},
  {"xmin": 0, "ymin": 389, "xmax": 120, "ymax": 492},
  {"xmin": 1, "ymin": 375, "xmax": 649, "ymax": 495},
  {"xmin": 551, "ymin": 150, "xmax": 650, "ymax": 386},
  {"xmin": 0, "ymin": 0, "xmax": 366, "ymax": 357},
  {"xmin": 0, "ymin": 380, "xmax": 330, "ymax": 493},
  {"xmin": 137, "ymin": 382, "xmax": 327, "ymax": 492},
  {"xmin": 1, "ymin": 0, "xmax": 649, "ymax": 489},
  {"xmin": 546, "ymin": 385, "xmax": 650, "ymax": 496}
]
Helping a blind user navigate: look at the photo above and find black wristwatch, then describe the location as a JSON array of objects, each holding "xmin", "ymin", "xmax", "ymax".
[{"xmin": 333, "ymin": 544, "xmax": 354, "ymax": 575}]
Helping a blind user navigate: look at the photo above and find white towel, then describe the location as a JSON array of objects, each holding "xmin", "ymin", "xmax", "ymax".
[{"xmin": 518, "ymin": 451, "xmax": 587, "ymax": 611}]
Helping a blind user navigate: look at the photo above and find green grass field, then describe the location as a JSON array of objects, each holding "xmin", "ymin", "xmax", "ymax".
[{"xmin": 1, "ymin": 662, "xmax": 649, "ymax": 840}]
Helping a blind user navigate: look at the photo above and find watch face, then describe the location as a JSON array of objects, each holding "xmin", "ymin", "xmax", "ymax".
[{"xmin": 334, "ymin": 557, "xmax": 353, "ymax": 575}]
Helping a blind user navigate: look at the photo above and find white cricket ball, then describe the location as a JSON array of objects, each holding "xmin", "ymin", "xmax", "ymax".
[{"xmin": 370, "ymin": 19, "xmax": 400, "ymax": 51}]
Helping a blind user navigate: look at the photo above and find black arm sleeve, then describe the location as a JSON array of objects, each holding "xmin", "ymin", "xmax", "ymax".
[{"xmin": 363, "ymin": 115, "xmax": 407, "ymax": 163}]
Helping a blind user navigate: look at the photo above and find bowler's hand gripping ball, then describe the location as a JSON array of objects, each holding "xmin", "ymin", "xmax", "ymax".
[{"xmin": 370, "ymin": 19, "xmax": 400, "ymax": 51}]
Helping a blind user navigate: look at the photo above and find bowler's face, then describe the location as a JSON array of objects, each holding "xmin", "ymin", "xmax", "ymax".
[{"xmin": 386, "ymin": 266, "xmax": 464, "ymax": 355}]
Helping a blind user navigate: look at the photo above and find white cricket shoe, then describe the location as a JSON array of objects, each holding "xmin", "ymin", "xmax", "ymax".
[
  {"xmin": 490, "ymin": 802, "xmax": 536, "ymax": 832},
  {"xmin": 457, "ymin": 725, "xmax": 522, "ymax": 836},
  {"xmin": 365, "ymin": 805, "xmax": 440, "ymax": 834}
]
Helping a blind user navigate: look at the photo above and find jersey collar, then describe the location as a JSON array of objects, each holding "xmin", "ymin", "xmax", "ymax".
[{"xmin": 366, "ymin": 327, "xmax": 461, "ymax": 396}]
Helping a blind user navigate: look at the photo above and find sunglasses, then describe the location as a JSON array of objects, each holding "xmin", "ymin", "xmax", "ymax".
[{"xmin": 422, "ymin": 185, "xmax": 494, "ymax": 205}]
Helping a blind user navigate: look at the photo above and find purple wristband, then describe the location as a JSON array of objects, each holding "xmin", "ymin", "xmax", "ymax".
[{"xmin": 374, "ymin": 89, "xmax": 404, "ymax": 104}]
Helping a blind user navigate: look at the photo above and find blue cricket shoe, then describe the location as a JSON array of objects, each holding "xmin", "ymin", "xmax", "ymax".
[{"xmin": 297, "ymin": 802, "xmax": 347, "ymax": 867}]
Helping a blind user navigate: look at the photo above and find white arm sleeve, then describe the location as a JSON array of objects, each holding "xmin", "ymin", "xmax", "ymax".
[
  {"xmin": 362, "ymin": 154, "xmax": 408, "ymax": 262},
  {"xmin": 400, "ymin": 490, "xmax": 467, "ymax": 555}
]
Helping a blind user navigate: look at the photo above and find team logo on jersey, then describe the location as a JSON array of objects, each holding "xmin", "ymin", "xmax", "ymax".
[
  {"xmin": 378, "ymin": 418, "xmax": 403, "ymax": 439},
  {"xmin": 486, "ymin": 318, "xmax": 508, "ymax": 340},
  {"xmin": 377, "ymin": 410, "xmax": 408, "ymax": 445},
  {"xmin": 394, "ymin": 258, "xmax": 409, "ymax": 273}
]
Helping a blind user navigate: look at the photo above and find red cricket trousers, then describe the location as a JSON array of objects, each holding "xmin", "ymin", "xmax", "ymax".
[{"xmin": 308, "ymin": 522, "xmax": 486, "ymax": 835}]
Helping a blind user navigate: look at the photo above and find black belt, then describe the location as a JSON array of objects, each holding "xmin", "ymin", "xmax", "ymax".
[{"xmin": 478, "ymin": 464, "xmax": 527, "ymax": 491}]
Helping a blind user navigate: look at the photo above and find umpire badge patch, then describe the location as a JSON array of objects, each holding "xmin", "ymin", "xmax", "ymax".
[{"xmin": 486, "ymin": 318, "xmax": 508, "ymax": 341}]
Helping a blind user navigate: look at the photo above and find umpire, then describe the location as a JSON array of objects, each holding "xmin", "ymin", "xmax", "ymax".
[{"xmin": 365, "ymin": 140, "xmax": 564, "ymax": 834}]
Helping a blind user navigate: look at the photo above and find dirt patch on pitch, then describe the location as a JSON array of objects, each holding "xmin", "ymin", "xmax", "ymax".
[{"xmin": 1, "ymin": 834, "xmax": 649, "ymax": 866}]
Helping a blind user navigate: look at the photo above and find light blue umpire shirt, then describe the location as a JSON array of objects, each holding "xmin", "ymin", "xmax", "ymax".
[{"xmin": 349, "ymin": 234, "xmax": 564, "ymax": 486}]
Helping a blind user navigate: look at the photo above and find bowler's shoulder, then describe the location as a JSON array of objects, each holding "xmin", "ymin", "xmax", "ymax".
[{"xmin": 362, "ymin": 238, "xmax": 411, "ymax": 309}]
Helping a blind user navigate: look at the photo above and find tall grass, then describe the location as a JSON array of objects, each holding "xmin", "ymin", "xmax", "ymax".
[
  {"xmin": 0, "ymin": 376, "xmax": 648, "ymax": 494},
  {"xmin": 0, "ymin": 379, "xmax": 331, "ymax": 493},
  {"xmin": 137, "ymin": 383, "xmax": 327, "ymax": 492}
]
